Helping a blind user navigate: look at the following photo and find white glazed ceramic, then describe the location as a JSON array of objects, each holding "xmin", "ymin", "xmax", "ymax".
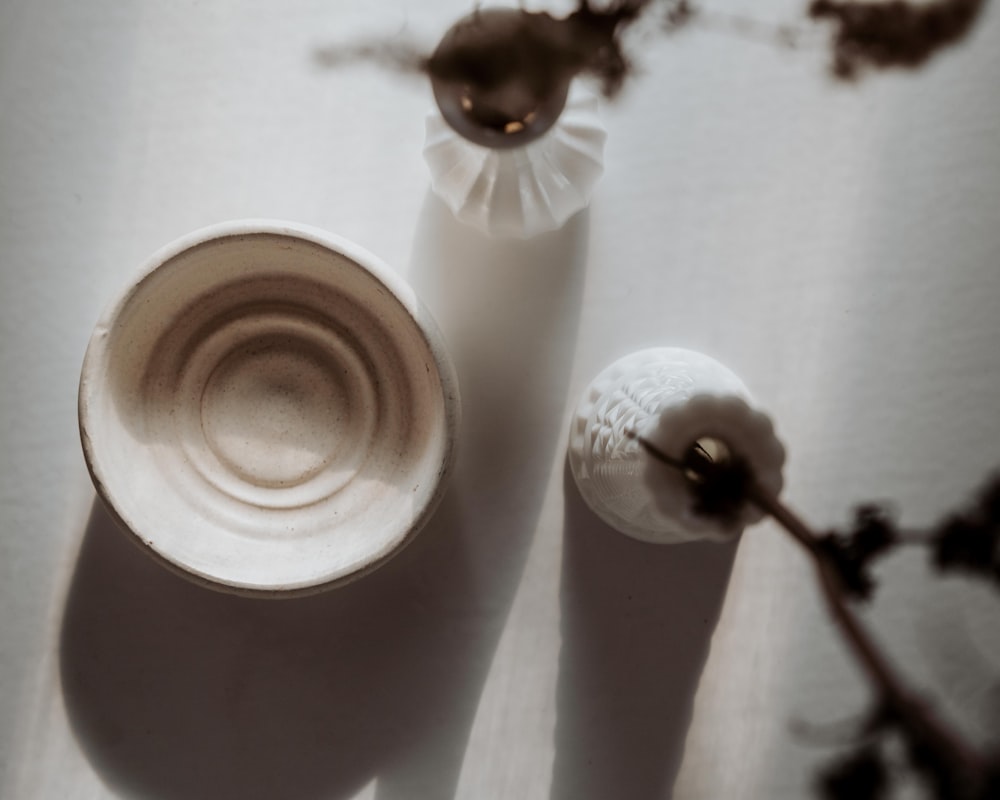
[
  {"xmin": 568, "ymin": 347, "xmax": 785, "ymax": 544},
  {"xmin": 423, "ymin": 84, "xmax": 606, "ymax": 239},
  {"xmin": 79, "ymin": 221, "xmax": 460, "ymax": 595}
]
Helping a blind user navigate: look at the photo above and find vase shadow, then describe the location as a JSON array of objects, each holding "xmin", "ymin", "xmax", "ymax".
[
  {"xmin": 389, "ymin": 190, "xmax": 590, "ymax": 795},
  {"xmin": 61, "ymin": 192, "xmax": 589, "ymax": 800},
  {"xmin": 552, "ymin": 460, "xmax": 738, "ymax": 800}
]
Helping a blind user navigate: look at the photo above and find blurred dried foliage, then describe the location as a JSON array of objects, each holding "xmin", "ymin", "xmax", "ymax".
[{"xmin": 315, "ymin": 0, "xmax": 988, "ymax": 95}]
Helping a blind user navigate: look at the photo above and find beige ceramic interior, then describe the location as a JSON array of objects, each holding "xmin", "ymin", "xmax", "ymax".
[{"xmin": 79, "ymin": 221, "xmax": 459, "ymax": 595}]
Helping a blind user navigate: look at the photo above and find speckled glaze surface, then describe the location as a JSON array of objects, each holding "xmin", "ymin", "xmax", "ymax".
[
  {"xmin": 568, "ymin": 347, "xmax": 785, "ymax": 544},
  {"xmin": 423, "ymin": 84, "xmax": 606, "ymax": 239},
  {"xmin": 78, "ymin": 220, "xmax": 460, "ymax": 595}
]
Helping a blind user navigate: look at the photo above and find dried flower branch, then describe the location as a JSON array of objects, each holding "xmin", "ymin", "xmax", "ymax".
[
  {"xmin": 809, "ymin": 0, "xmax": 986, "ymax": 80},
  {"xmin": 314, "ymin": 0, "xmax": 988, "ymax": 98},
  {"xmin": 638, "ymin": 433, "xmax": 1000, "ymax": 798},
  {"xmin": 313, "ymin": 1, "xmax": 656, "ymax": 99}
]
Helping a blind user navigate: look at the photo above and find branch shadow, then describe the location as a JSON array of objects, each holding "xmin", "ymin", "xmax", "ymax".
[
  {"xmin": 552, "ymin": 460, "xmax": 739, "ymax": 800},
  {"xmin": 61, "ymin": 193, "xmax": 589, "ymax": 800}
]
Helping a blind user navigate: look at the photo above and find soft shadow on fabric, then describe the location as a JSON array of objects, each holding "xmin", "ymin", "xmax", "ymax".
[
  {"xmin": 378, "ymin": 192, "xmax": 589, "ymax": 798},
  {"xmin": 552, "ymin": 461, "xmax": 738, "ymax": 800},
  {"xmin": 61, "ymin": 195, "xmax": 589, "ymax": 800},
  {"xmin": 62, "ymin": 496, "xmax": 477, "ymax": 800}
]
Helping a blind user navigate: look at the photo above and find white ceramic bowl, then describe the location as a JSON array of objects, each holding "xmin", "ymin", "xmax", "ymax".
[{"xmin": 79, "ymin": 221, "xmax": 460, "ymax": 595}]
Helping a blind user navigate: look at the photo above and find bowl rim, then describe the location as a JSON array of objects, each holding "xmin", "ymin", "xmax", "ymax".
[{"xmin": 78, "ymin": 219, "xmax": 461, "ymax": 597}]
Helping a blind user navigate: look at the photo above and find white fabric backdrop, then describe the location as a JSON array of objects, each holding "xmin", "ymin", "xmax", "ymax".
[{"xmin": 2, "ymin": 1, "xmax": 998, "ymax": 797}]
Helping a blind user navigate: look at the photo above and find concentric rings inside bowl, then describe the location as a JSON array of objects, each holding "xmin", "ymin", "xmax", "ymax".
[{"xmin": 79, "ymin": 222, "xmax": 459, "ymax": 595}]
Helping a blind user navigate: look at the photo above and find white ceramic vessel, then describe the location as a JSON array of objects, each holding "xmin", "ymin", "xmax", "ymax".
[
  {"xmin": 79, "ymin": 221, "xmax": 460, "ymax": 595},
  {"xmin": 568, "ymin": 348, "xmax": 785, "ymax": 544},
  {"xmin": 423, "ymin": 84, "xmax": 606, "ymax": 239}
]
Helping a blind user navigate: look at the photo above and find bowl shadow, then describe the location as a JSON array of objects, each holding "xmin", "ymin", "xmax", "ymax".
[
  {"xmin": 61, "ymin": 493, "xmax": 483, "ymax": 800},
  {"xmin": 552, "ymin": 460, "xmax": 739, "ymax": 800},
  {"xmin": 61, "ymin": 193, "xmax": 590, "ymax": 800}
]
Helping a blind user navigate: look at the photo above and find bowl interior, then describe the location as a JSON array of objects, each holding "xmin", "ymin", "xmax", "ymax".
[{"xmin": 80, "ymin": 227, "xmax": 457, "ymax": 594}]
